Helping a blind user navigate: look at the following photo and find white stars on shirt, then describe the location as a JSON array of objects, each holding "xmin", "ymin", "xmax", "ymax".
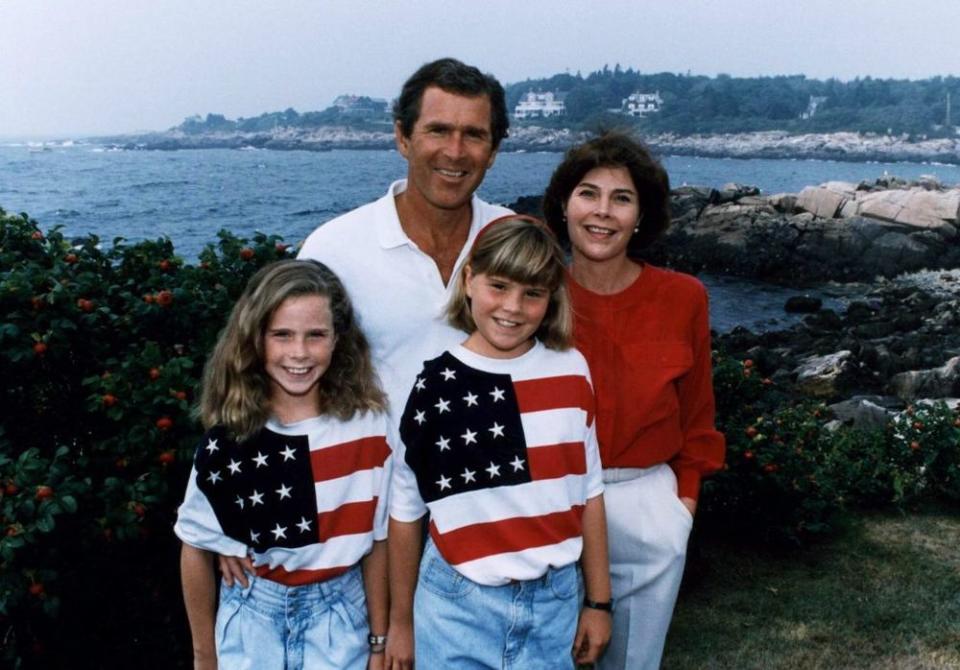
[
  {"xmin": 205, "ymin": 438, "xmax": 220, "ymax": 454},
  {"xmin": 437, "ymin": 474, "xmax": 452, "ymax": 491},
  {"xmin": 461, "ymin": 468, "xmax": 476, "ymax": 484},
  {"xmin": 296, "ymin": 517, "xmax": 312, "ymax": 533},
  {"xmin": 207, "ymin": 470, "xmax": 222, "ymax": 484},
  {"xmin": 280, "ymin": 445, "xmax": 297, "ymax": 462},
  {"xmin": 415, "ymin": 377, "xmax": 426, "ymax": 391},
  {"xmin": 489, "ymin": 387, "xmax": 505, "ymax": 402},
  {"xmin": 271, "ymin": 523, "xmax": 287, "ymax": 540},
  {"xmin": 510, "ymin": 456, "xmax": 526, "ymax": 472},
  {"xmin": 434, "ymin": 398, "xmax": 451, "ymax": 414},
  {"xmin": 249, "ymin": 490, "xmax": 264, "ymax": 506},
  {"xmin": 252, "ymin": 452, "xmax": 269, "ymax": 468},
  {"xmin": 463, "ymin": 391, "xmax": 478, "ymax": 407},
  {"xmin": 227, "ymin": 459, "xmax": 242, "ymax": 475},
  {"xmin": 461, "ymin": 429, "xmax": 477, "ymax": 445},
  {"xmin": 275, "ymin": 483, "xmax": 292, "ymax": 500},
  {"xmin": 436, "ymin": 436, "xmax": 451, "ymax": 452},
  {"xmin": 235, "ymin": 495, "xmax": 245, "ymax": 509},
  {"xmin": 485, "ymin": 462, "xmax": 501, "ymax": 478},
  {"xmin": 488, "ymin": 422, "xmax": 505, "ymax": 438},
  {"xmin": 414, "ymin": 410, "xmax": 427, "ymax": 425},
  {"xmin": 441, "ymin": 368, "xmax": 457, "ymax": 381}
]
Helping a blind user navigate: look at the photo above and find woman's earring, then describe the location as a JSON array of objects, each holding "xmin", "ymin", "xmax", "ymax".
[{"xmin": 633, "ymin": 213, "xmax": 644, "ymax": 234}]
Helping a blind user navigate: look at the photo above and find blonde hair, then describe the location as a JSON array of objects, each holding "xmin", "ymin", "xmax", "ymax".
[
  {"xmin": 199, "ymin": 259, "xmax": 385, "ymax": 441},
  {"xmin": 446, "ymin": 215, "xmax": 572, "ymax": 350}
]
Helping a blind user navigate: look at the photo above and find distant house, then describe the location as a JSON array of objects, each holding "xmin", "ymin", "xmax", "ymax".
[
  {"xmin": 800, "ymin": 95, "xmax": 828, "ymax": 119},
  {"xmin": 620, "ymin": 91, "xmax": 663, "ymax": 117},
  {"xmin": 514, "ymin": 90, "xmax": 567, "ymax": 119},
  {"xmin": 330, "ymin": 95, "xmax": 389, "ymax": 116}
]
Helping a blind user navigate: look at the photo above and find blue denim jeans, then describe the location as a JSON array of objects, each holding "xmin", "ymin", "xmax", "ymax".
[
  {"xmin": 215, "ymin": 565, "xmax": 368, "ymax": 670},
  {"xmin": 414, "ymin": 539, "xmax": 579, "ymax": 670}
]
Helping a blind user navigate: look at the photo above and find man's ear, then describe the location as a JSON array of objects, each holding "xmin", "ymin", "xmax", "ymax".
[{"xmin": 394, "ymin": 121, "xmax": 410, "ymax": 159}]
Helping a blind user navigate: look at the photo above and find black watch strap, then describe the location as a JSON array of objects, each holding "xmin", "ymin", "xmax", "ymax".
[{"xmin": 583, "ymin": 597, "xmax": 613, "ymax": 612}]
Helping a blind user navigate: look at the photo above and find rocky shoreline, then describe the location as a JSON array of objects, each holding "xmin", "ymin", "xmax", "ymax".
[
  {"xmin": 96, "ymin": 126, "xmax": 960, "ymax": 165},
  {"xmin": 509, "ymin": 175, "xmax": 960, "ymax": 421}
]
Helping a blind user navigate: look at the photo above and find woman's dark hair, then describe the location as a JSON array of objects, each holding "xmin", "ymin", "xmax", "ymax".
[
  {"xmin": 393, "ymin": 57, "xmax": 509, "ymax": 150},
  {"xmin": 542, "ymin": 131, "xmax": 671, "ymax": 254}
]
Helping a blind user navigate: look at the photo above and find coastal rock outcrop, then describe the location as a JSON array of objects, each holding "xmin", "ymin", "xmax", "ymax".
[{"xmin": 647, "ymin": 176, "xmax": 960, "ymax": 284}]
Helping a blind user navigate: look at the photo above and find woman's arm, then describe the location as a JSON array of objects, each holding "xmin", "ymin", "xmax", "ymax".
[
  {"xmin": 362, "ymin": 540, "xmax": 389, "ymax": 670},
  {"xmin": 180, "ymin": 543, "xmax": 218, "ymax": 670},
  {"xmin": 384, "ymin": 516, "xmax": 424, "ymax": 670},
  {"xmin": 573, "ymin": 494, "xmax": 612, "ymax": 665}
]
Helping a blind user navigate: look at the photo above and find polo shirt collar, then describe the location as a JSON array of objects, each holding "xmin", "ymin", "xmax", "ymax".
[{"xmin": 375, "ymin": 179, "xmax": 483, "ymax": 250}]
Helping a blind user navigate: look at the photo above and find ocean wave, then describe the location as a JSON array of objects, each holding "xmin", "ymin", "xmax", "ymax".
[
  {"xmin": 288, "ymin": 208, "xmax": 328, "ymax": 217},
  {"xmin": 129, "ymin": 180, "xmax": 192, "ymax": 191},
  {"xmin": 53, "ymin": 209, "xmax": 83, "ymax": 218}
]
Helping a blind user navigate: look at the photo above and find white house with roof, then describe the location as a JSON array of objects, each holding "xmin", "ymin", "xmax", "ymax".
[
  {"xmin": 514, "ymin": 90, "xmax": 567, "ymax": 119},
  {"xmin": 620, "ymin": 91, "xmax": 663, "ymax": 117}
]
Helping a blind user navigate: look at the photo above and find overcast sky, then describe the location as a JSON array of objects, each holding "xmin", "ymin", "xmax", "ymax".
[{"xmin": 2, "ymin": 0, "xmax": 958, "ymax": 138}]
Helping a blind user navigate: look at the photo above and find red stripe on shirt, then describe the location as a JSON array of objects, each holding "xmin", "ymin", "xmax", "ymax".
[
  {"xmin": 513, "ymin": 375, "xmax": 594, "ymax": 426},
  {"xmin": 429, "ymin": 505, "xmax": 585, "ymax": 565},
  {"xmin": 317, "ymin": 498, "xmax": 378, "ymax": 542},
  {"xmin": 309, "ymin": 435, "xmax": 389, "ymax": 482},
  {"xmin": 528, "ymin": 442, "xmax": 587, "ymax": 480},
  {"xmin": 255, "ymin": 562, "xmax": 350, "ymax": 586}
]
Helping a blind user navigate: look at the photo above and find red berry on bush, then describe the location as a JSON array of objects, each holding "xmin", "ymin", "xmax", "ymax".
[
  {"xmin": 158, "ymin": 450, "xmax": 176, "ymax": 465},
  {"xmin": 64, "ymin": 253, "xmax": 78, "ymax": 264},
  {"xmin": 143, "ymin": 293, "xmax": 155, "ymax": 304},
  {"xmin": 158, "ymin": 259, "xmax": 172, "ymax": 272},
  {"xmin": 173, "ymin": 390, "xmax": 187, "ymax": 401},
  {"xmin": 745, "ymin": 426, "xmax": 758, "ymax": 438},
  {"xmin": 764, "ymin": 464, "xmax": 779, "ymax": 473},
  {"xmin": 156, "ymin": 290, "xmax": 174, "ymax": 307},
  {"xmin": 156, "ymin": 416, "xmax": 173, "ymax": 431},
  {"xmin": 33, "ymin": 342, "xmax": 48, "ymax": 356},
  {"xmin": 29, "ymin": 582, "xmax": 45, "ymax": 597},
  {"xmin": 761, "ymin": 377, "xmax": 773, "ymax": 386},
  {"xmin": 910, "ymin": 441, "xmax": 920, "ymax": 450},
  {"xmin": 912, "ymin": 421, "xmax": 924, "ymax": 431},
  {"xmin": 149, "ymin": 367, "xmax": 161, "ymax": 380},
  {"xmin": 31, "ymin": 296, "xmax": 45, "ymax": 310},
  {"xmin": 275, "ymin": 242, "xmax": 289, "ymax": 253},
  {"xmin": 6, "ymin": 526, "xmax": 19, "ymax": 537},
  {"xmin": 743, "ymin": 359, "xmax": 754, "ymax": 368},
  {"xmin": 102, "ymin": 393, "xmax": 118, "ymax": 407},
  {"xmin": 954, "ymin": 418, "xmax": 960, "ymax": 428},
  {"xmin": 239, "ymin": 247, "xmax": 255, "ymax": 261},
  {"xmin": 35, "ymin": 485, "xmax": 53, "ymax": 501},
  {"xmin": 77, "ymin": 298, "xmax": 94, "ymax": 312},
  {"xmin": 743, "ymin": 368, "xmax": 752, "ymax": 378},
  {"xmin": 31, "ymin": 230, "xmax": 43, "ymax": 240},
  {"xmin": 4, "ymin": 482, "xmax": 18, "ymax": 496},
  {"xmin": 743, "ymin": 450, "xmax": 755, "ymax": 460},
  {"xmin": 133, "ymin": 503, "xmax": 146, "ymax": 518}
]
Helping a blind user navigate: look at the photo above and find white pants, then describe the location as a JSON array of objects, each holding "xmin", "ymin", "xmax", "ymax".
[{"xmin": 596, "ymin": 464, "xmax": 693, "ymax": 670}]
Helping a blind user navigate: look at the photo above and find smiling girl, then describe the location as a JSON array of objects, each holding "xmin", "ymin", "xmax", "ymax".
[
  {"xmin": 385, "ymin": 215, "xmax": 611, "ymax": 669},
  {"xmin": 175, "ymin": 259, "xmax": 391, "ymax": 670}
]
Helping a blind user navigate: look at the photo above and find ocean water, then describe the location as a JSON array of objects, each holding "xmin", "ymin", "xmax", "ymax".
[{"xmin": 3, "ymin": 143, "xmax": 959, "ymax": 331}]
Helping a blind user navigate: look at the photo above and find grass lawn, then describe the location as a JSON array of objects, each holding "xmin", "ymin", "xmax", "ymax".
[{"xmin": 662, "ymin": 509, "xmax": 960, "ymax": 669}]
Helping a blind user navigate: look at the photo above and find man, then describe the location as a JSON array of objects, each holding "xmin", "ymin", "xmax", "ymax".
[{"xmin": 298, "ymin": 57, "xmax": 512, "ymax": 413}]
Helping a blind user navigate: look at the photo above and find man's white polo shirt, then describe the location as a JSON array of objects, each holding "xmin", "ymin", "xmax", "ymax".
[{"xmin": 298, "ymin": 179, "xmax": 512, "ymax": 417}]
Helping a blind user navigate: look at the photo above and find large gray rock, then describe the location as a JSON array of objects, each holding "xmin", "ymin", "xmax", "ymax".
[
  {"xmin": 794, "ymin": 350, "xmax": 853, "ymax": 398},
  {"xmin": 889, "ymin": 356, "xmax": 960, "ymax": 401},
  {"xmin": 828, "ymin": 396, "xmax": 896, "ymax": 430},
  {"xmin": 796, "ymin": 186, "xmax": 849, "ymax": 218}
]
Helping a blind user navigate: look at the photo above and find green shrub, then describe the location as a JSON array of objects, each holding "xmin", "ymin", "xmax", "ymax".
[
  {"xmin": 0, "ymin": 208, "xmax": 289, "ymax": 667},
  {"xmin": 703, "ymin": 350, "xmax": 960, "ymax": 545}
]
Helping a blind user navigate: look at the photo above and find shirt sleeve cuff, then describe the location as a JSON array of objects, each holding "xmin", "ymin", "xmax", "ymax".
[{"xmin": 673, "ymin": 466, "xmax": 702, "ymax": 501}]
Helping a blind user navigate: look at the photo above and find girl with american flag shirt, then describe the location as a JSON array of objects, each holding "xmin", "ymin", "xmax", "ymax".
[
  {"xmin": 175, "ymin": 260, "xmax": 392, "ymax": 670},
  {"xmin": 385, "ymin": 217, "xmax": 612, "ymax": 670}
]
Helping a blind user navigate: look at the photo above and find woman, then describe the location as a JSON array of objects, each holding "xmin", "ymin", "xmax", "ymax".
[{"xmin": 542, "ymin": 132, "xmax": 725, "ymax": 670}]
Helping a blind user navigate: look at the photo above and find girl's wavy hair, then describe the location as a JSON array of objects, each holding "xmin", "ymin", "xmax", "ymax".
[
  {"xmin": 446, "ymin": 215, "xmax": 572, "ymax": 350},
  {"xmin": 199, "ymin": 259, "xmax": 385, "ymax": 441}
]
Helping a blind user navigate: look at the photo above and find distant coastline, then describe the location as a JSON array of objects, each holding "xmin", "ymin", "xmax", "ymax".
[{"xmin": 93, "ymin": 126, "xmax": 960, "ymax": 165}]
